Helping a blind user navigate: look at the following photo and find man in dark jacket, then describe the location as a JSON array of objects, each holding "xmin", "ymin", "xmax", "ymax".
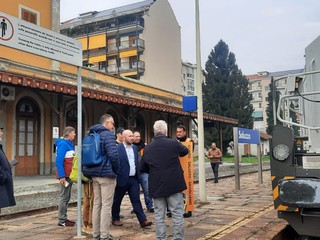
[
  {"xmin": 82, "ymin": 114, "xmax": 120, "ymax": 240},
  {"xmin": 0, "ymin": 127, "xmax": 16, "ymax": 213},
  {"xmin": 111, "ymin": 130, "xmax": 152, "ymax": 228},
  {"xmin": 141, "ymin": 120, "xmax": 188, "ymax": 240}
]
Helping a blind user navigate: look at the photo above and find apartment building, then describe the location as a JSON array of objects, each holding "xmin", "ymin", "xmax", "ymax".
[
  {"xmin": 60, "ymin": 0, "xmax": 182, "ymax": 94},
  {"xmin": 181, "ymin": 61, "xmax": 196, "ymax": 96},
  {"xmin": 246, "ymin": 69, "xmax": 303, "ymax": 132},
  {"xmin": 0, "ymin": 0, "xmax": 238, "ymax": 176}
]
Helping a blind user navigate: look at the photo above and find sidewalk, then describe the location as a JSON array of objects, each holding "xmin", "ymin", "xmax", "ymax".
[{"xmin": 0, "ymin": 170, "xmax": 287, "ymax": 240}]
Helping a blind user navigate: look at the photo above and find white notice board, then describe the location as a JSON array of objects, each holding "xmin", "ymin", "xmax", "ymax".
[{"xmin": 0, "ymin": 11, "xmax": 82, "ymax": 66}]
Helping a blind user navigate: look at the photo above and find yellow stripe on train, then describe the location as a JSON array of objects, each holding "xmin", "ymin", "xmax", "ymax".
[{"xmin": 272, "ymin": 175, "xmax": 298, "ymax": 212}]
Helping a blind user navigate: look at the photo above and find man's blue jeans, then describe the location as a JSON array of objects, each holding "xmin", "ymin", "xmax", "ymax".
[{"xmin": 139, "ymin": 173, "xmax": 153, "ymax": 210}]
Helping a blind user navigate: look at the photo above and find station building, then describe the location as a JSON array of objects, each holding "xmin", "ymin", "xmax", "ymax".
[{"xmin": 0, "ymin": 0, "xmax": 237, "ymax": 176}]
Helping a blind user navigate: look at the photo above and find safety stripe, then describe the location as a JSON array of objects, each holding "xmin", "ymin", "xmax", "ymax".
[{"xmin": 271, "ymin": 175, "xmax": 299, "ymax": 212}]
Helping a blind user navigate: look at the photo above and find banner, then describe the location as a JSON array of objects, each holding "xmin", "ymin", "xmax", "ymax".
[{"xmin": 179, "ymin": 142, "xmax": 194, "ymax": 212}]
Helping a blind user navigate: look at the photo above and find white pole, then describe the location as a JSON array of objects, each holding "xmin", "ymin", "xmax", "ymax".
[
  {"xmin": 76, "ymin": 67, "xmax": 83, "ymax": 237},
  {"xmin": 195, "ymin": 0, "xmax": 206, "ymax": 202},
  {"xmin": 233, "ymin": 127, "xmax": 240, "ymax": 190}
]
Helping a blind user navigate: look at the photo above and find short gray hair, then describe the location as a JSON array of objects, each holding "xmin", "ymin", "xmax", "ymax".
[{"xmin": 153, "ymin": 120, "xmax": 167, "ymax": 136}]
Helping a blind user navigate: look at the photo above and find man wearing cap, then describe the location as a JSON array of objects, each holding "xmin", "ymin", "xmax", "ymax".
[
  {"xmin": 115, "ymin": 127, "xmax": 124, "ymax": 146},
  {"xmin": 0, "ymin": 127, "xmax": 16, "ymax": 213}
]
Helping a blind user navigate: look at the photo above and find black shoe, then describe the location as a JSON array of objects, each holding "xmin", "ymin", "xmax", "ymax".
[
  {"xmin": 183, "ymin": 211, "xmax": 192, "ymax": 218},
  {"xmin": 147, "ymin": 208, "xmax": 154, "ymax": 213},
  {"xmin": 214, "ymin": 179, "xmax": 218, "ymax": 183},
  {"xmin": 166, "ymin": 211, "xmax": 172, "ymax": 218}
]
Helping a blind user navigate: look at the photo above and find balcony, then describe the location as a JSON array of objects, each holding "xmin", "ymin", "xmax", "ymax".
[
  {"xmin": 248, "ymin": 86, "xmax": 262, "ymax": 92},
  {"xmin": 61, "ymin": 17, "xmax": 144, "ymax": 38},
  {"xmin": 107, "ymin": 38, "xmax": 145, "ymax": 54},
  {"xmin": 107, "ymin": 60, "xmax": 145, "ymax": 75}
]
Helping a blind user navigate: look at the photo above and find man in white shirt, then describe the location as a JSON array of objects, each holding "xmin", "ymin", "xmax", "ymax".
[{"xmin": 111, "ymin": 130, "xmax": 152, "ymax": 228}]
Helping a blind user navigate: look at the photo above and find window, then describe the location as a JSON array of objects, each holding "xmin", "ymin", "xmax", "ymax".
[{"xmin": 21, "ymin": 8, "xmax": 37, "ymax": 24}]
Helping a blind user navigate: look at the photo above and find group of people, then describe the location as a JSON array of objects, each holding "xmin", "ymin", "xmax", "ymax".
[{"xmin": 55, "ymin": 114, "xmax": 194, "ymax": 240}]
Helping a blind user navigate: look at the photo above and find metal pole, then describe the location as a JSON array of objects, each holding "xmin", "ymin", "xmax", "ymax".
[
  {"xmin": 76, "ymin": 66, "xmax": 83, "ymax": 237},
  {"xmin": 195, "ymin": 0, "xmax": 206, "ymax": 202},
  {"xmin": 233, "ymin": 127, "xmax": 240, "ymax": 190},
  {"xmin": 257, "ymin": 143, "xmax": 263, "ymax": 184}
]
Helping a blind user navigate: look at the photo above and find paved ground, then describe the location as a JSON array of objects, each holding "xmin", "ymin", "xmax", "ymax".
[
  {"xmin": 0, "ymin": 170, "xmax": 287, "ymax": 240},
  {"xmin": 0, "ymin": 162, "xmax": 270, "ymax": 215}
]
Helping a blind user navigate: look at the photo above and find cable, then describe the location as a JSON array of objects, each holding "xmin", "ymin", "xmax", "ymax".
[{"xmin": 296, "ymin": 89, "xmax": 320, "ymax": 103}]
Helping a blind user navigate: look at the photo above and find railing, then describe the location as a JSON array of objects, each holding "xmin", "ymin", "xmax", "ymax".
[
  {"xmin": 107, "ymin": 60, "xmax": 145, "ymax": 74},
  {"xmin": 107, "ymin": 38, "xmax": 145, "ymax": 53}
]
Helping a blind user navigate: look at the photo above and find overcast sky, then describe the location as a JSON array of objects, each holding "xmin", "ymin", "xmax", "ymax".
[{"xmin": 60, "ymin": 0, "xmax": 320, "ymax": 75}]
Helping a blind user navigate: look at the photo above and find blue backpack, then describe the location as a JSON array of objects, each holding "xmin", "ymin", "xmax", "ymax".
[{"xmin": 82, "ymin": 131, "xmax": 105, "ymax": 167}]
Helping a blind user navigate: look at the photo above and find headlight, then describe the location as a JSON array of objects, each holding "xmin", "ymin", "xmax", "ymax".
[{"xmin": 273, "ymin": 144, "xmax": 290, "ymax": 161}]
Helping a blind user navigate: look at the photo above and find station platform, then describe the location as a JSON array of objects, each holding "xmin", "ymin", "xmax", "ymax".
[{"xmin": 0, "ymin": 169, "xmax": 287, "ymax": 240}]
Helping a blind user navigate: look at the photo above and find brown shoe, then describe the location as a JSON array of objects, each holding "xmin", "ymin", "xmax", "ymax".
[
  {"xmin": 112, "ymin": 220, "xmax": 123, "ymax": 226},
  {"xmin": 140, "ymin": 220, "xmax": 152, "ymax": 228}
]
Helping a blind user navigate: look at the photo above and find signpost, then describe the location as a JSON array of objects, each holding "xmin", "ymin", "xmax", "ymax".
[
  {"xmin": 0, "ymin": 11, "xmax": 84, "ymax": 237},
  {"xmin": 233, "ymin": 127, "xmax": 261, "ymax": 190}
]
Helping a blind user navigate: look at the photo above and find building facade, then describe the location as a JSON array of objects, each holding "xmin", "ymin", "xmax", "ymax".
[
  {"xmin": 246, "ymin": 69, "xmax": 303, "ymax": 133},
  {"xmin": 181, "ymin": 61, "xmax": 196, "ymax": 96},
  {"xmin": 60, "ymin": 0, "xmax": 182, "ymax": 94},
  {"xmin": 0, "ymin": 0, "xmax": 237, "ymax": 176}
]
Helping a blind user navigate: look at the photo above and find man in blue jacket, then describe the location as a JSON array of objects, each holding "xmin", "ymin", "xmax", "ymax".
[
  {"xmin": 82, "ymin": 114, "xmax": 120, "ymax": 240},
  {"xmin": 141, "ymin": 120, "xmax": 188, "ymax": 240},
  {"xmin": 55, "ymin": 126, "xmax": 76, "ymax": 227},
  {"xmin": 112, "ymin": 130, "xmax": 152, "ymax": 228}
]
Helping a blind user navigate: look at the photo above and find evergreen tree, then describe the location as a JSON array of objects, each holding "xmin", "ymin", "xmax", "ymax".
[
  {"xmin": 203, "ymin": 40, "xmax": 254, "ymax": 151},
  {"xmin": 289, "ymin": 102, "xmax": 299, "ymax": 136},
  {"xmin": 266, "ymin": 78, "xmax": 275, "ymax": 135}
]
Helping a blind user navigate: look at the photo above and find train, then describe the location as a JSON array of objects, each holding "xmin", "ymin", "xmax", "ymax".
[{"xmin": 270, "ymin": 68, "xmax": 320, "ymax": 238}]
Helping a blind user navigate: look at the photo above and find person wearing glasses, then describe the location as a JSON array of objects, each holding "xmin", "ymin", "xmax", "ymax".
[{"xmin": 83, "ymin": 114, "xmax": 120, "ymax": 240}]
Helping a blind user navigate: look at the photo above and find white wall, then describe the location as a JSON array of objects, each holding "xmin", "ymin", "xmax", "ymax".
[{"xmin": 142, "ymin": 0, "xmax": 182, "ymax": 94}]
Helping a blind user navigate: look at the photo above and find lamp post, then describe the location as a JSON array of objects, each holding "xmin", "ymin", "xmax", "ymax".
[{"xmin": 195, "ymin": 0, "xmax": 207, "ymax": 202}]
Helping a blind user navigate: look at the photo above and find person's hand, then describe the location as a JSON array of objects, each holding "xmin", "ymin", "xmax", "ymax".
[{"xmin": 59, "ymin": 177, "xmax": 66, "ymax": 186}]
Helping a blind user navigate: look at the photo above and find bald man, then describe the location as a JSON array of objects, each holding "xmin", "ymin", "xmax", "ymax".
[{"xmin": 111, "ymin": 130, "xmax": 152, "ymax": 228}]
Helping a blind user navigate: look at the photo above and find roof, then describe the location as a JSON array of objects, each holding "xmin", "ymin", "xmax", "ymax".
[
  {"xmin": 260, "ymin": 132, "xmax": 272, "ymax": 140},
  {"xmin": 246, "ymin": 68, "xmax": 304, "ymax": 81},
  {"xmin": 61, "ymin": 0, "xmax": 155, "ymax": 29}
]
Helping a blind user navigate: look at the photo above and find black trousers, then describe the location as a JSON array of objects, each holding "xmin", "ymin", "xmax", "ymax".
[{"xmin": 210, "ymin": 162, "xmax": 220, "ymax": 181}]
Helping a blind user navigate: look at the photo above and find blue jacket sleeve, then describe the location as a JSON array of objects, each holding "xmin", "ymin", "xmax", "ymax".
[
  {"xmin": 104, "ymin": 132, "xmax": 120, "ymax": 174},
  {"xmin": 56, "ymin": 142, "xmax": 67, "ymax": 178}
]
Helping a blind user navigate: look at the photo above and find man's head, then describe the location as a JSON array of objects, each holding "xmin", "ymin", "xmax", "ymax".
[
  {"xmin": 122, "ymin": 130, "xmax": 134, "ymax": 145},
  {"xmin": 211, "ymin": 142, "xmax": 217, "ymax": 149},
  {"xmin": 176, "ymin": 125, "xmax": 187, "ymax": 139},
  {"xmin": 115, "ymin": 127, "xmax": 124, "ymax": 143},
  {"xmin": 0, "ymin": 127, "xmax": 3, "ymax": 141},
  {"xmin": 153, "ymin": 120, "xmax": 167, "ymax": 136},
  {"xmin": 63, "ymin": 126, "xmax": 76, "ymax": 141},
  {"xmin": 100, "ymin": 114, "xmax": 115, "ymax": 131},
  {"xmin": 133, "ymin": 131, "xmax": 141, "ymax": 144}
]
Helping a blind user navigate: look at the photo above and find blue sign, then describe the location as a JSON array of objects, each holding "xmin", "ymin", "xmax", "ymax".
[
  {"xmin": 182, "ymin": 96, "xmax": 197, "ymax": 112},
  {"xmin": 237, "ymin": 128, "xmax": 260, "ymax": 144}
]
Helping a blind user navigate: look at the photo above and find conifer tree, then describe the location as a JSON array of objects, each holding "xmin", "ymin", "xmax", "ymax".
[{"xmin": 203, "ymin": 40, "xmax": 253, "ymax": 151}]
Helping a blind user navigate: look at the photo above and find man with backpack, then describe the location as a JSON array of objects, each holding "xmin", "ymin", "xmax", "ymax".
[{"xmin": 82, "ymin": 114, "xmax": 120, "ymax": 240}]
